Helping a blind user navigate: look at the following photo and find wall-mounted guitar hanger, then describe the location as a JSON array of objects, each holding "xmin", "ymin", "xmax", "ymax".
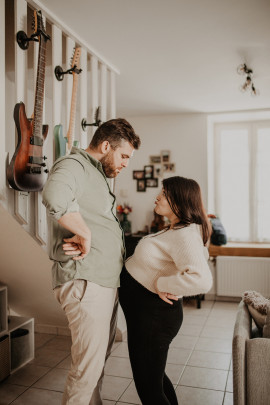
[
  {"xmin": 16, "ymin": 19, "xmax": 50, "ymax": 50},
  {"xmin": 81, "ymin": 106, "xmax": 102, "ymax": 131},
  {"xmin": 54, "ymin": 64, "xmax": 82, "ymax": 81}
]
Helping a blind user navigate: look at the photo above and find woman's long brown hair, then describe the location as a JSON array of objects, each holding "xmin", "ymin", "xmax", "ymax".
[{"xmin": 163, "ymin": 176, "xmax": 211, "ymax": 245}]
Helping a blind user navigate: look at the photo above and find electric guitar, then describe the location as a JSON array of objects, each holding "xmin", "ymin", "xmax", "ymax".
[
  {"xmin": 7, "ymin": 10, "xmax": 50, "ymax": 191},
  {"xmin": 54, "ymin": 47, "xmax": 81, "ymax": 159}
]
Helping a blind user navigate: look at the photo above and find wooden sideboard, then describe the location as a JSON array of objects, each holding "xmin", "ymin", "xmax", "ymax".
[{"xmin": 209, "ymin": 243, "xmax": 270, "ymax": 258}]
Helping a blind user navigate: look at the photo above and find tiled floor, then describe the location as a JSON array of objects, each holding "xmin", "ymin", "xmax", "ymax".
[{"xmin": 0, "ymin": 299, "xmax": 239, "ymax": 405}]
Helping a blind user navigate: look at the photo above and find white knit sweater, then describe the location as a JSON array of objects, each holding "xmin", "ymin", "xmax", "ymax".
[{"xmin": 125, "ymin": 223, "xmax": 212, "ymax": 297}]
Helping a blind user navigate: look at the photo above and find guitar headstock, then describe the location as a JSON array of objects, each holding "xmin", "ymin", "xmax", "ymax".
[
  {"xmin": 70, "ymin": 47, "xmax": 82, "ymax": 70},
  {"xmin": 33, "ymin": 9, "xmax": 50, "ymax": 41}
]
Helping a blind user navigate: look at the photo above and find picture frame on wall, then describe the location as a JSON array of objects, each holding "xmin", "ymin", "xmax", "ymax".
[
  {"xmin": 163, "ymin": 163, "xmax": 175, "ymax": 173},
  {"xmin": 154, "ymin": 163, "xmax": 163, "ymax": 178},
  {"xmin": 146, "ymin": 178, "xmax": 158, "ymax": 188},
  {"xmin": 161, "ymin": 150, "xmax": 170, "ymax": 163},
  {"xmin": 144, "ymin": 165, "xmax": 154, "ymax": 179},
  {"xmin": 133, "ymin": 170, "xmax": 145, "ymax": 180},
  {"xmin": 149, "ymin": 155, "xmax": 161, "ymax": 164},
  {"xmin": 137, "ymin": 179, "xmax": 146, "ymax": 192}
]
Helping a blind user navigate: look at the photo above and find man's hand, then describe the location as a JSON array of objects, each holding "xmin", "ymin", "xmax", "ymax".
[
  {"xmin": 154, "ymin": 280, "xmax": 179, "ymax": 305},
  {"xmin": 62, "ymin": 234, "xmax": 91, "ymax": 260},
  {"xmin": 58, "ymin": 212, "xmax": 91, "ymax": 261}
]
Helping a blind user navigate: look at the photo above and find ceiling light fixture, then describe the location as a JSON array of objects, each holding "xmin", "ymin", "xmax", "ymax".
[{"xmin": 237, "ymin": 63, "xmax": 259, "ymax": 96}]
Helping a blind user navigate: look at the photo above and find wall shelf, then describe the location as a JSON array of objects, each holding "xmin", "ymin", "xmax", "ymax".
[{"xmin": 0, "ymin": 285, "xmax": 34, "ymax": 379}]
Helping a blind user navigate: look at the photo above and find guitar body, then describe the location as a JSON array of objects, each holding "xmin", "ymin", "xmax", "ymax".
[
  {"xmin": 7, "ymin": 102, "xmax": 48, "ymax": 191},
  {"xmin": 54, "ymin": 124, "xmax": 66, "ymax": 160}
]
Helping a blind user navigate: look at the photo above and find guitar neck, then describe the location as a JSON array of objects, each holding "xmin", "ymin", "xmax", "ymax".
[
  {"xmin": 33, "ymin": 36, "xmax": 47, "ymax": 139},
  {"xmin": 66, "ymin": 74, "xmax": 79, "ymax": 152}
]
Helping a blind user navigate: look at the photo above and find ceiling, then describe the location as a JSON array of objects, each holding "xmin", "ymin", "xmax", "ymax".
[{"xmin": 38, "ymin": 0, "xmax": 270, "ymax": 117}]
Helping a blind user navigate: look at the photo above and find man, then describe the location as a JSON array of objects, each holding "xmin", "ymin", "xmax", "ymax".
[{"xmin": 42, "ymin": 118, "xmax": 141, "ymax": 405}]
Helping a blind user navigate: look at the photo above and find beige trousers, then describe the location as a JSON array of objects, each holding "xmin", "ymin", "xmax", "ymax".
[{"xmin": 54, "ymin": 279, "xmax": 117, "ymax": 405}]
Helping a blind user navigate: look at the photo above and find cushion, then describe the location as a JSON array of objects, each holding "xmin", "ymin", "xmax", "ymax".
[
  {"xmin": 243, "ymin": 290, "xmax": 270, "ymax": 315},
  {"xmin": 247, "ymin": 304, "xmax": 266, "ymax": 330},
  {"xmin": 263, "ymin": 311, "xmax": 270, "ymax": 338},
  {"xmin": 243, "ymin": 290, "xmax": 270, "ymax": 338}
]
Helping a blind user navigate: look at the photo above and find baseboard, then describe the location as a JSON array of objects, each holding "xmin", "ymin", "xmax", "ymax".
[
  {"xmin": 204, "ymin": 294, "xmax": 216, "ymax": 301},
  {"xmin": 215, "ymin": 295, "xmax": 241, "ymax": 302},
  {"xmin": 204, "ymin": 294, "xmax": 241, "ymax": 303}
]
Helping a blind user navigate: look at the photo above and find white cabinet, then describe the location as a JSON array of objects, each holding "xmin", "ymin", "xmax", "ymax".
[
  {"xmin": 0, "ymin": 284, "xmax": 34, "ymax": 380},
  {"xmin": 9, "ymin": 316, "xmax": 34, "ymax": 372}
]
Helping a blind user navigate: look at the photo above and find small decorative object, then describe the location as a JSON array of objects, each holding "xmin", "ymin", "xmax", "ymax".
[
  {"xmin": 146, "ymin": 178, "xmax": 158, "ymax": 187},
  {"xmin": 117, "ymin": 204, "xmax": 132, "ymax": 235},
  {"xmin": 133, "ymin": 150, "xmax": 175, "ymax": 191},
  {"xmin": 163, "ymin": 163, "xmax": 175, "ymax": 173},
  {"xmin": 237, "ymin": 63, "xmax": 259, "ymax": 96},
  {"xmin": 144, "ymin": 165, "xmax": 154, "ymax": 179},
  {"xmin": 161, "ymin": 150, "xmax": 170, "ymax": 163},
  {"xmin": 154, "ymin": 163, "xmax": 163, "ymax": 177},
  {"xmin": 137, "ymin": 179, "xmax": 146, "ymax": 192},
  {"xmin": 133, "ymin": 170, "xmax": 145, "ymax": 179},
  {"xmin": 149, "ymin": 155, "xmax": 161, "ymax": 164}
]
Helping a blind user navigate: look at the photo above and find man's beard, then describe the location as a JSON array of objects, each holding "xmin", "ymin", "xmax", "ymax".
[{"xmin": 100, "ymin": 151, "xmax": 117, "ymax": 178}]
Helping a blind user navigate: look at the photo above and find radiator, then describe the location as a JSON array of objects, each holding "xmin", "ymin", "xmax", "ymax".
[{"xmin": 216, "ymin": 256, "xmax": 270, "ymax": 297}]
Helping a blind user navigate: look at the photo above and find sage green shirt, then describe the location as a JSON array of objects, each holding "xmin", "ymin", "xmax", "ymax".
[{"xmin": 42, "ymin": 147, "xmax": 124, "ymax": 289}]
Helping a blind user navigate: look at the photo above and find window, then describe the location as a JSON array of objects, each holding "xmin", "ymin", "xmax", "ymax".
[{"xmin": 213, "ymin": 121, "xmax": 270, "ymax": 242}]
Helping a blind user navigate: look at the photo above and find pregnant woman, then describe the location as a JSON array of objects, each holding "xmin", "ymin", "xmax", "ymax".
[{"xmin": 119, "ymin": 176, "xmax": 212, "ymax": 405}]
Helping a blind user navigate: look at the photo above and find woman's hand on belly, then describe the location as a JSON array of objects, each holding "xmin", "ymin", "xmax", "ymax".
[{"xmin": 154, "ymin": 280, "xmax": 179, "ymax": 305}]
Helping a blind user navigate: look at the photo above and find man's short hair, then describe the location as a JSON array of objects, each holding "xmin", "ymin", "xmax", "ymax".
[{"xmin": 90, "ymin": 118, "xmax": 141, "ymax": 150}]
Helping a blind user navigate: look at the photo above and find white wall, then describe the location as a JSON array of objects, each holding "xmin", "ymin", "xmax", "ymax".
[{"xmin": 115, "ymin": 113, "xmax": 208, "ymax": 233}]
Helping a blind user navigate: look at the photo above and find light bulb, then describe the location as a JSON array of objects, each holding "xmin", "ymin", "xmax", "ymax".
[
  {"xmin": 237, "ymin": 64, "xmax": 246, "ymax": 75},
  {"xmin": 251, "ymin": 84, "xmax": 260, "ymax": 96}
]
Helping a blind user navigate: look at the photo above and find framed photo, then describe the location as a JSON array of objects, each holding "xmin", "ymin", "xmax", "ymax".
[
  {"xmin": 154, "ymin": 163, "xmax": 163, "ymax": 178},
  {"xmin": 133, "ymin": 170, "xmax": 145, "ymax": 180},
  {"xmin": 161, "ymin": 150, "xmax": 170, "ymax": 163},
  {"xmin": 149, "ymin": 155, "xmax": 161, "ymax": 164},
  {"xmin": 163, "ymin": 163, "xmax": 175, "ymax": 173},
  {"xmin": 137, "ymin": 179, "xmax": 146, "ymax": 192},
  {"xmin": 144, "ymin": 165, "xmax": 154, "ymax": 179},
  {"xmin": 146, "ymin": 178, "xmax": 158, "ymax": 187}
]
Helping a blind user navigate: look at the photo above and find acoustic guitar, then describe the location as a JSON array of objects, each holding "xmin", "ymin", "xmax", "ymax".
[
  {"xmin": 54, "ymin": 47, "xmax": 81, "ymax": 160},
  {"xmin": 7, "ymin": 10, "xmax": 50, "ymax": 192}
]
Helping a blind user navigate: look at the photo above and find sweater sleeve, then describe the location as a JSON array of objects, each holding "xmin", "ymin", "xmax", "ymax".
[
  {"xmin": 42, "ymin": 158, "xmax": 85, "ymax": 221},
  {"xmin": 156, "ymin": 230, "xmax": 212, "ymax": 297}
]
